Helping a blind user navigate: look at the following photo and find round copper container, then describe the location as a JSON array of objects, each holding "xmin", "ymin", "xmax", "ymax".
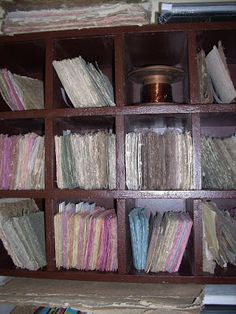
[{"xmin": 128, "ymin": 65, "xmax": 185, "ymax": 104}]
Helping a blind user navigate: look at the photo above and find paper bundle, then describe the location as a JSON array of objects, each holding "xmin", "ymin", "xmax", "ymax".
[
  {"xmin": 202, "ymin": 201, "xmax": 236, "ymax": 274},
  {"xmin": 125, "ymin": 129, "xmax": 193, "ymax": 190},
  {"xmin": 0, "ymin": 132, "xmax": 45, "ymax": 190},
  {"xmin": 202, "ymin": 135, "xmax": 236, "ymax": 189},
  {"xmin": 55, "ymin": 130, "xmax": 116, "ymax": 189},
  {"xmin": 129, "ymin": 207, "xmax": 192, "ymax": 273},
  {"xmin": 53, "ymin": 56, "xmax": 115, "ymax": 108},
  {"xmin": 54, "ymin": 201, "xmax": 118, "ymax": 272},
  {"xmin": 205, "ymin": 41, "xmax": 236, "ymax": 103},
  {"xmin": 0, "ymin": 198, "xmax": 46, "ymax": 270},
  {"xmin": 3, "ymin": 3, "xmax": 150, "ymax": 35},
  {"xmin": 0, "ymin": 69, "xmax": 44, "ymax": 111}
]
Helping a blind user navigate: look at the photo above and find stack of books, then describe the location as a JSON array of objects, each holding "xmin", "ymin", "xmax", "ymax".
[
  {"xmin": 0, "ymin": 198, "xmax": 46, "ymax": 270},
  {"xmin": 55, "ymin": 130, "xmax": 116, "ymax": 189},
  {"xmin": 202, "ymin": 201, "xmax": 236, "ymax": 274},
  {"xmin": 0, "ymin": 132, "xmax": 45, "ymax": 190},
  {"xmin": 129, "ymin": 207, "xmax": 192, "ymax": 273},
  {"xmin": 53, "ymin": 56, "xmax": 115, "ymax": 108},
  {"xmin": 125, "ymin": 129, "xmax": 193, "ymax": 190},
  {"xmin": 0, "ymin": 68, "xmax": 44, "ymax": 110},
  {"xmin": 54, "ymin": 201, "xmax": 118, "ymax": 272},
  {"xmin": 202, "ymin": 135, "xmax": 236, "ymax": 189}
]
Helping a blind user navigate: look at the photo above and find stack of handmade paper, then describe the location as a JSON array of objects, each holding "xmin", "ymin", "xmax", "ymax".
[
  {"xmin": 125, "ymin": 129, "xmax": 193, "ymax": 190},
  {"xmin": 55, "ymin": 130, "xmax": 116, "ymax": 189},
  {"xmin": 0, "ymin": 69, "xmax": 44, "ymax": 111},
  {"xmin": 129, "ymin": 207, "xmax": 192, "ymax": 273},
  {"xmin": 0, "ymin": 133, "xmax": 44, "ymax": 190},
  {"xmin": 202, "ymin": 201, "xmax": 236, "ymax": 274},
  {"xmin": 3, "ymin": 3, "xmax": 150, "ymax": 35},
  {"xmin": 53, "ymin": 56, "xmax": 115, "ymax": 108},
  {"xmin": 0, "ymin": 133, "xmax": 45, "ymax": 190},
  {"xmin": 0, "ymin": 198, "xmax": 46, "ymax": 270},
  {"xmin": 54, "ymin": 201, "xmax": 118, "ymax": 272},
  {"xmin": 202, "ymin": 135, "xmax": 236, "ymax": 189}
]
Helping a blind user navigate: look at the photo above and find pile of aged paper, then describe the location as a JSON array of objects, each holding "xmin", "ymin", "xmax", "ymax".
[
  {"xmin": 125, "ymin": 129, "xmax": 193, "ymax": 190},
  {"xmin": 129, "ymin": 207, "xmax": 192, "ymax": 273},
  {"xmin": 202, "ymin": 135, "xmax": 236, "ymax": 189},
  {"xmin": 53, "ymin": 56, "xmax": 115, "ymax": 108},
  {"xmin": 197, "ymin": 41, "xmax": 236, "ymax": 104},
  {"xmin": 202, "ymin": 201, "xmax": 236, "ymax": 274},
  {"xmin": 0, "ymin": 69, "xmax": 44, "ymax": 111},
  {"xmin": 0, "ymin": 198, "xmax": 46, "ymax": 270},
  {"xmin": 0, "ymin": 133, "xmax": 45, "ymax": 190},
  {"xmin": 55, "ymin": 130, "xmax": 116, "ymax": 189},
  {"xmin": 54, "ymin": 201, "xmax": 118, "ymax": 271},
  {"xmin": 3, "ymin": 3, "xmax": 150, "ymax": 35}
]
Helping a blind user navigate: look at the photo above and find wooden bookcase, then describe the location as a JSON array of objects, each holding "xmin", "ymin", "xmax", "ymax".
[{"xmin": 0, "ymin": 22, "xmax": 236, "ymax": 284}]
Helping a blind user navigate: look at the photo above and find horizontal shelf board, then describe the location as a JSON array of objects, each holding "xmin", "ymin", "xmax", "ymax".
[
  {"xmin": 0, "ymin": 21, "xmax": 235, "ymax": 43},
  {"xmin": 52, "ymin": 189, "xmax": 236, "ymax": 199},
  {"xmin": 0, "ymin": 190, "xmax": 46, "ymax": 198},
  {"xmin": 0, "ymin": 269, "xmax": 235, "ymax": 284},
  {"xmin": 0, "ymin": 109, "xmax": 46, "ymax": 120},
  {"xmin": 1, "ymin": 104, "xmax": 236, "ymax": 120},
  {"xmin": 50, "ymin": 107, "xmax": 120, "ymax": 117},
  {"xmin": 124, "ymin": 104, "xmax": 236, "ymax": 114}
]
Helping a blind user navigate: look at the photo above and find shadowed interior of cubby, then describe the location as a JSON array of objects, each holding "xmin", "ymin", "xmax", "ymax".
[
  {"xmin": 125, "ymin": 198, "xmax": 194, "ymax": 276},
  {"xmin": 123, "ymin": 31, "xmax": 189, "ymax": 105},
  {"xmin": 53, "ymin": 36, "xmax": 115, "ymax": 108},
  {"xmin": 0, "ymin": 118, "xmax": 44, "ymax": 135},
  {"xmin": 0, "ymin": 40, "xmax": 46, "ymax": 112}
]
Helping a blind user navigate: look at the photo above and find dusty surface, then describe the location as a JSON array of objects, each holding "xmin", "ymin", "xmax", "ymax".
[{"xmin": 0, "ymin": 277, "xmax": 203, "ymax": 313}]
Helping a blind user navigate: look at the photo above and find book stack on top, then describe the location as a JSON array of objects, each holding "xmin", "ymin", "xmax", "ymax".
[
  {"xmin": 54, "ymin": 201, "xmax": 118, "ymax": 272},
  {"xmin": 0, "ymin": 198, "xmax": 46, "ymax": 270},
  {"xmin": 129, "ymin": 207, "xmax": 193, "ymax": 273}
]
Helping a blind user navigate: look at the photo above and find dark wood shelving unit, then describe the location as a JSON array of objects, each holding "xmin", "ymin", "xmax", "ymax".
[{"xmin": 0, "ymin": 21, "xmax": 236, "ymax": 284}]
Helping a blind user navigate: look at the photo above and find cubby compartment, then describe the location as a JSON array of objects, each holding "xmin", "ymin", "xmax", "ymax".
[
  {"xmin": 200, "ymin": 198, "xmax": 236, "ymax": 277},
  {"xmin": 53, "ymin": 116, "xmax": 116, "ymax": 190},
  {"xmin": 52, "ymin": 197, "xmax": 118, "ymax": 273},
  {"xmin": 124, "ymin": 31, "xmax": 189, "ymax": 105},
  {"xmin": 125, "ymin": 198, "xmax": 194, "ymax": 276},
  {"xmin": 0, "ymin": 198, "xmax": 46, "ymax": 272},
  {"xmin": 53, "ymin": 36, "xmax": 115, "ymax": 108},
  {"xmin": 124, "ymin": 114, "xmax": 193, "ymax": 190},
  {"xmin": 200, "ymin": 112, "xmax": 236, "ymax": 190},
  {"xmin": 0, "ymin": 40, "xmax": 46, "ymax": 112},
  {"xmin": 0, "ymin": 118, "xmax": 45, "ymax": 190}
]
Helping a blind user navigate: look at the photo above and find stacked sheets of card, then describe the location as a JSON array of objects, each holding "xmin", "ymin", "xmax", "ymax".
[
  {"xmin": 202, "ymin": 201, "xmax": 236, "ymax": 274},
  {"xmin": 0, "ymin": 68, "xmax": 44, "ymax": 111},
  {"xmin": 0, "ymin": 133, "xmax": 45, "ymax": 190},
  {"xmin": 125, "ymin": 129, "xmax": 193, "ymax": 190},
  {"xmin": 202, "ymin": 135, "xmax": 236, "ymax": 189},
  {"xmin": 3, "ymin": 3, "xmax": 149, "ymax": 35},
  {"xmin": 55, "ymin": 130, "xmax": 116, "ymax": 189},
  {"xmin": 129, "ymin": 207, "xmax": 193, "ymax": 273},
  {"xmin": 53, "ymin": 56, "xmax": 115, "ymax": 108},
  {"xmin": 0, "ymin": 198, "xmax": 46, "ymax": 270},
  {"xmin": 54, "ymin": 201, "xmax": 118, "ymax": 272}
]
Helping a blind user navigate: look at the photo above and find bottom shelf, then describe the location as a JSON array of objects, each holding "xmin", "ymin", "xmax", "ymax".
[{"xmin": 0, "ymin": 268, "xmax": 236, "ymax": 284}]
